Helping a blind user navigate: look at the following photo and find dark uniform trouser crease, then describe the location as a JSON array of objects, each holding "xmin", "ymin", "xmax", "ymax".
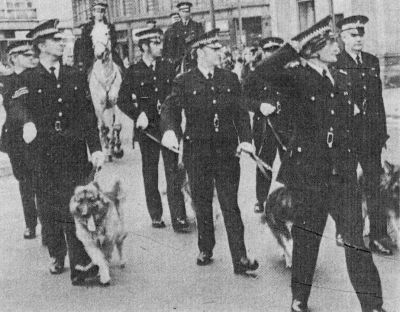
[
  {"xmin": 185, "ymin": 149, "xmax": 246, "ymax": 264},
  {"xmin": 9, "ymin": 150, "xmax": 37, "ymax": 230},
  {"xmin": 138, "ymin": 133, "xmax": 186, "ymax": 224},
  {"xmin": 290, "ymin": 173, "xmax": 383, "ymax": 310}
]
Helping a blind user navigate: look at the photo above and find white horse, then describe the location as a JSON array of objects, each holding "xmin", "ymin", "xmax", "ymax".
[{"xmin": 88, "ymin": 23, "xmax": 123, "ymax": 161}]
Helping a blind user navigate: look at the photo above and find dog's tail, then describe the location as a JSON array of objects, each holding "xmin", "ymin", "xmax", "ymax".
[{"xmin": 106, "ymin": 179, "xmax": 125, "ymax": 217}]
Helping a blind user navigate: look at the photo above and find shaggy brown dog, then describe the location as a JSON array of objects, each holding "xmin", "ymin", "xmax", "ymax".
[{"xmin": 70, "ymin": 180, "xmax": 127, "ymax": 285}]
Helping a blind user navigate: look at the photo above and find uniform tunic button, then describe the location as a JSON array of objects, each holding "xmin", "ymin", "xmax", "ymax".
[
  {"xmin": 58, "ymin": 98, "xmax": 62, "ymax": 103},
  {"xmin": 212, "ymin": 99, "xmax": 217, "ymax": 104},
  {"xmin": 38, "ymin": 89, "xmax": 42, "ymax": 93},
  {"xmin": 363, "ymin": 111, "xmax": 366, "ymax": 115},
  {"xmin": 153, "ymin": 77, "xmax": 157, "ymax": 81},
  {"xmin": 348, "ymin": 149, "xmax": 351, "ymax": 152},
  {"xmin": 330, "ymin": 93, "xmax": 334, "ymax": 98},
  {"xmin": 263, "ymin": 86, "xmax": 267, "ymax": 90},
  {"xmin": 348, "ymin": 100, "xmax": 352, "ymax": 104},
  {"xmin": 363, "ymin": 85, "xmax": 367, "ymax": 90},
  {"xmin": 140, "ymin": 82, "xmax": 144, "ymax": 86},
  {"xmin": 344, "ymin": 91, "xmax": 348, "ymax": 95},
  {"xmin": 311, "ymin": 96, "xmax": 315, "ymax": 101},
  {"xmin": 362, "ymin": 73, "xmax": 365, "ymax": 77},
  {"xmin": 57, "ymin": 84, "xmax": 61, "ymax": 89},
  {"xmin": 193, "ymin": 90, "xmax": 197, "ymax": 95},
  {"xmin": 155, "ymin": 88, "xmax": 158, "ymax": 92},
  {"xmin": 227, "ymin": 88, "xmax": 231, "ymax": 92},
  {"xmin": 186, "ymin": 136, "xmax": 190, "ymax": 140},
  {"xmin": 297, "ymin": 147, "xmax": 302, "ymax": 152},
  {"xmin": 58, "ymin": 112, "xmax": 62, "ymax": 117},
  {"xmin": 331, "ymin": 110, "xmax": 335, "ymax": 115},
  {"xmin": 211, "ymin": 86, "xmax": 214, "ymax": 91}
]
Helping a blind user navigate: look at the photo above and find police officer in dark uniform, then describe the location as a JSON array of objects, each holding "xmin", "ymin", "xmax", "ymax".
[
  {"xmin": 162, "ymin": 2, "xmax": 204, "ymax": 70},
  {"xmin": 24, "ymin": 19, "xmax": 104, "ymax": 285},
  {"xmin": 0, "ymin": 41, "xmax": 38, "ymax": 239},
  {"xmin": 78, "ymin": 1, "xmax": 123, "ymax": 74},
  {"xmin": 160, "ymin": 29, "xmax": 258, "ymax": 274},
  {"xmin": 117, "ymin": 28, "xmax": 190, "ymax": 233},
  {"xmin": 250, "ymin": 16, "xmax": 385, "ymax": 312},
  {"xmin": 243, "ymin": 37, "xmax": 284, "ymax": 213},
  {"xmin": 336, "ymin": 16, "xmax": 391, "ymax": 255}
]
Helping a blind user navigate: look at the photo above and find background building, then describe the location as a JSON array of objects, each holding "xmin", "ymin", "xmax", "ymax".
[{"xmin": 0, "ymin": 0, "xmax": 73, "ymax": 63}]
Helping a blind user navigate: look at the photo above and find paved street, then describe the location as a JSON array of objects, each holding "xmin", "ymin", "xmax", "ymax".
[{"xmin": 0, "ymin": 112, "xmax": 400, "ymax": 312}]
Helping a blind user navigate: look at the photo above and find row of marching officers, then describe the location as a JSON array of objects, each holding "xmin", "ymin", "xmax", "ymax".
[
  {"xmin": 242, "ymin": 16, "xmax": 386, "ymax": 312},
  {"xmin": 116, "ymin": 15, "xmax": 389, "ymax": 311}
]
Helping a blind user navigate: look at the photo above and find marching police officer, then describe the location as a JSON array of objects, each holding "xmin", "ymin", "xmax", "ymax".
[
  {"xmin": 250, "ymin": 16, "xmax": 385, "ymax": 312},
  {"xmin": 160, "ymin": 29, "xmax": 258, "ymax": 274},
  {"xmin": 24, "ymin": 19, "xmax": 104, "ymax": 285},
  {"xmin": 336, "ymin": 16, "xmax": 391, "ymax": 255},
  {"xmin": 0, "ymin": 40, "xmax": 38, "ymax": 239},
  {"xmin": 243, "ymin": 36, "xmax": 284, "ymax": 213},
  {"xmin": 117, "ymin": 28, "xmax": 190, "ymax": 233},
  {"xmin": 162, "ymin": 2, "xmax": 204, "ymax": 70}
]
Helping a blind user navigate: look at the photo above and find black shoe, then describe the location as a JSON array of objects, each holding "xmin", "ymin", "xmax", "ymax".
[
  {"xmin": 152, "ymin": 219, "xmax": 166, "ymax": 229},
  {"xmin": 369, "ymin": 237, "xmax": 394, "ymax": 256},
  {"xmin": 291, "ymin": 299, "xmax": 309, "ymax": 312},
  {"xmin": 173, "ymin": 218, "xmax": 191, "ymax": 233},
  {"xmin": 233, "ymin": 257, "xmax": 259, "ymax": 274},
  {"xmin": 23, "ymin": 228, "xmax": 36, "ymax": 239},
  {"xmin": 72, "ymin": 264, "xmax": 99, "ymax": 286},
  {"xmin": 254, "ymin": 202, "xmax": 264, "ymax": 213},
  {"xmin": 362, "ymin": 307, "xmax": 388, "ymax": 312},
  {"xmin": 49, "ymin": 257, "xmax": 65, "ymax": 275},
  {"xmin": 196, "ymin": 251, "xmax": 213, "ymax": 266}
]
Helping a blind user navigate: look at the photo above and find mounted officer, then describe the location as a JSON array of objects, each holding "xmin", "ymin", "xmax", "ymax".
[
  {"xmin": 24, "ymin": 19, "xmax": 104, "ymax": 285},
  {"xmin": 78, "ymin": 0, "xmax": 123, "ymax": 74},
  {"xmin": 249, "ymin": 16, "xmax": 385, "ymax": 312},
  {"xmin": 117, "ymin": 27, "xmax": 190, "ymax": 233},
  {"xmin": 162, "ymin": 1, "xmax": 204, "ymax": 71},
  {"xmin": 0, "ymin": 40, "xmax": 38, "ymax": 239},
  {"xmin": 335, "ymin": 15, "xmax": 391, "ymax": 255},
  {"xmin": 160, "ymin": 29, "xmax": 258, "ymax": 275}
]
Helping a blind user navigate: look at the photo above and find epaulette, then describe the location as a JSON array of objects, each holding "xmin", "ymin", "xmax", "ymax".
[
  {"xmin": 339, "ymin": 69, "xmax": 348, "ymax": 75},
  {"xmin": 11, "ymin": 86, "xmax": 29, "ymax": 99}
]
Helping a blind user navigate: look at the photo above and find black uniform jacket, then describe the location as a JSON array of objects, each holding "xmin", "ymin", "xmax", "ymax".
[
  {"xmin": 163, "ymin": 19, "xmax": 204, "ymax": 64},
  {"xmin": 117, "ymin": 58, "xmax": 176, "ymax": 137},
  {"xmin": 335, "ymin": 51, "xmax": 388, "ymax": 153},
  {"xmin": 252, "ymin": 44, "xmax": 357, "ymax": 189},
  {"xmin": 160, "ymin": 67, "xmax": 252, "ymax": 158},
  {"xmin": 0, "ymin": 71, "xmax": 32, "ymax": 154},
  {"xmin": 22, "ymin": 63, "xmax": 101, "ymax": 181}
]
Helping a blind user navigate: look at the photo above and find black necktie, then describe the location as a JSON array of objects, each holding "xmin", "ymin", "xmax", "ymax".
[
  {"xmin": 149, "ymin": 63, "xmax": 155, "ymax": 72},
  {"xmin": 207, "ymin": 73, "xmax": 213, "ymax": 80},
  {"xmin": 356, "ymin": 55, "xmax": 362, "ymax": 67},
  {"xmin": 49, "ymin": 66, "xmax": 57, "ymax": 81}
]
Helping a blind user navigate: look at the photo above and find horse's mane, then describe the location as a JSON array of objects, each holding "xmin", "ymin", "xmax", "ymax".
[{"xmin": 91, "ymin": 23, "xmax": 110, "ymax": 46}]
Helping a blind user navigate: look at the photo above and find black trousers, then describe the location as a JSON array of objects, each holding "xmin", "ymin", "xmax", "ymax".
[
  {"xmin": 185, "ymin": 148, "xmax": 247, "ymax": 265},
  {"xmin": 138, "ymin": 133, "xmax": 186, "ymax": 227},
  {"xmin": 290, "ymin": 173, "xmax": 383, "ymax": 310},
  {"xmin": 8, "ymin": 143, "xmax": 38, "ymax": 230},
  {"xmin": 253, "ymin": 116, "xmax": 282, "ymax": 204},
  {"xmin": 35, "ymin": 170, "xmax": 92, "ymax": 280},
  {"xmin": 359, "ymin": 152, "xmax": 386, "ymax": 239}
]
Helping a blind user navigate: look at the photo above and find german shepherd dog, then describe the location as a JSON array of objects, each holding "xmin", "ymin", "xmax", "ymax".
[
  {"xmin": 70, "ymin": 180, "xmax": 128, "ymax": 285},
  {"xmin": 361, "ymin": 161, "xmax": 400, "ymax": 249},
  {"xmin": 262, "ymin": 161, "xmax": 400, "ymax": 268}
]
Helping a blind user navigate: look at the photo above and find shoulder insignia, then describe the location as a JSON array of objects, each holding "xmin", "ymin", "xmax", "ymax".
[
  {"xmin": 11, "ymin": 87, "xmax": 29, "ymax": 99},
  {"xmin": 339, "ymin": 69, "xmax": 348, "ymax": 75}
]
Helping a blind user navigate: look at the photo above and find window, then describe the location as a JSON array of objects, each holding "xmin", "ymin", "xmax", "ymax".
[{"xmin": 298, "ymin": 0, "xmax": 315, "ymax": 32}]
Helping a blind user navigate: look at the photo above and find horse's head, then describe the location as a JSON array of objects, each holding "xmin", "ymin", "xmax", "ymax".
[{"xmin": 91, "ymin": 23, "xmax": 111, "ymax": 61}]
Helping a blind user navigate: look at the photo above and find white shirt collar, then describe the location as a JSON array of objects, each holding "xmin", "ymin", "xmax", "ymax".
[
  {"xmin": 41, "ymin": 60, "xmax": 60, "ymax": 79},
  {"xmin": 197, "ymin": 63, "xmax": 214, "ymax": 79},
  {"xmin": 142, "ymin": 56, "xmax": 156, "ymax": 70},
  {"xmin": 306, "ymin": 60, "xmax": 334, "ymax": 85},
  {"xmin": 346, "ymin": 48, "xmax": 362, "ymax": 64}
]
